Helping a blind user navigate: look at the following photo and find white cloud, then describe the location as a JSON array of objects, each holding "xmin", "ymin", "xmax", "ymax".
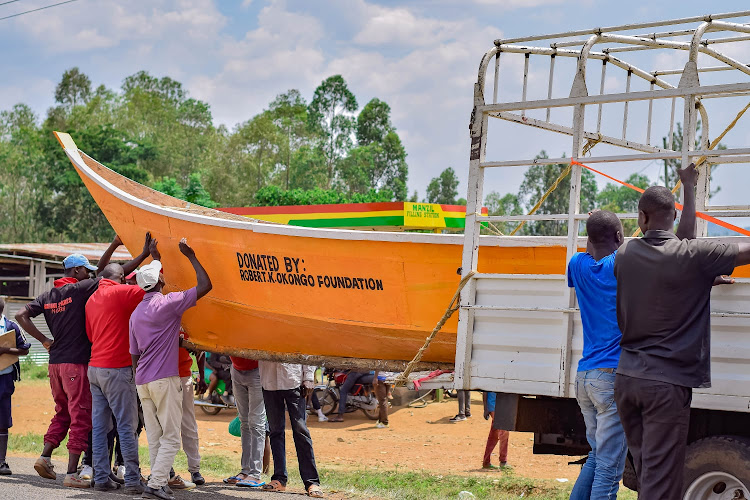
[
  {"xmin": 353, "ymin": 5, "xmax": 467, "ymax": 47},
  {"xmin": 188, "ymin": 1, "xmax": 327, "ymax": 127},
  {"xmin": 12, "ymin": 0, "xmax": 227, "ymax": 53},
  {"xmin": 470, "ymin": 0, "xmax": 565, "ymax": 6}
]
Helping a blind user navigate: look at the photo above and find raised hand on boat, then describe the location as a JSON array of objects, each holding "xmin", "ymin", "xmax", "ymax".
[{"xmin": 179, "ymin": 237, "xmax": 195, "ymax": 257}]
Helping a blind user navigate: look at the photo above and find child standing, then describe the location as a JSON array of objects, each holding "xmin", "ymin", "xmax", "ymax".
[
  {"xmin": 0, "ymin": 297, "xmax": 31, "ymax": 475},
  {"xmin": 482, "ymin": 391, "xmax": 509, "ymax": 470}
]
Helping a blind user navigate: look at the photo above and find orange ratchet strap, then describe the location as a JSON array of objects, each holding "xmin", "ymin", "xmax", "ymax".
[{"xmin": 570, "ymin": 160, "xmax": 750, "ymax": 238}]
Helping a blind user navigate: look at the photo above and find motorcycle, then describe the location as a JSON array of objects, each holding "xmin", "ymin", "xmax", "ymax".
[
  {"xmin": 194, "ymin": 391, "xmax": 236, "ymax": 415},
  {"xmin": 192, "ymin": 366, "xmax": 236, "ymax": 416},
  {"xmin": 313, "ymin": 370, "xmax": 380, "ymax": 420}
]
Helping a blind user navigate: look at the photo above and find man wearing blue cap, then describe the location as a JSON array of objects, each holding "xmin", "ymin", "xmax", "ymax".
[{"xmin": 15, "ymin": 234, "xmax": 154, "ymax": 488}]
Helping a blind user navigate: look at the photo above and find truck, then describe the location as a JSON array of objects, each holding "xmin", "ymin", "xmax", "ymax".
[{"xmin": 456, "ymin": 10, "xmax": 750, "ymax": 499}]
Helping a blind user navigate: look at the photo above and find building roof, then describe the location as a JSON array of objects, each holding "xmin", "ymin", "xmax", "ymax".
[{"xmin": 0, "ymin": 243, "xmax": 132, "ymax": 263}]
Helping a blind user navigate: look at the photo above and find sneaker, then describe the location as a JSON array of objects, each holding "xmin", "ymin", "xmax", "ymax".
[
  {"xmin": 79, "ymin": 464, "xmax": 93, "ymax": 480},
  {"xmin": 449, "ymin": 414, "xmax": 467, "ymax": 423},
  {"xmin": 34, "ymin": 457, "xmax": 56, "ymax": 479},
  {"xmin": 0, "ymin": 462, "xmax": 11, "ymax": 475},
  {"xmin": 318, "ymin": 414, "xmax": 329, "ymax": 422},
  {"xmin": 63, "ymin": 473, "xmax": 91, "ymax": 488},
  {"xmin": 115, "ymin": 464, "xmax": 126, "ymax": 480},
  {"xmin": 142, "ymin": 485, "xmax": 175, "ymax": 500},
  {"xmin": 465, "ymin": 412, "xmax": 472, "ymax": 418},
  {"xmin": 168, "ymin": 474, "xmax": 196, "ymax": 490},
  {"xmin": 375, "ymin": 421, "xmax": 389, "ymax": 428},
  {"xmin": 191, "ymin": 471, "xmax": 205, "ymax": 486}
]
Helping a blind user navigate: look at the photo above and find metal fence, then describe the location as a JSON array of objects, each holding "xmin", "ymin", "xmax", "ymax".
[{"xmin": 456, "ymin": 10, "xmax": 750, "ymax": 396}]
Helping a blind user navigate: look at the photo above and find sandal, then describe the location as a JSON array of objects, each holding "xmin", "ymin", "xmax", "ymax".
[
  {"xmin": 237, "ymin": 478, "xmax": 266, "ymax": 488},
  {"xmin": 307, "ymin": 484, "xmax": 324, "ymax": 497},
  {"xmin": 224, "ymin": 472, "xmax": 249, "ymax": 484},
  {"xmin": 262, "ymin": 480, "xmax": 286, "ymax": 492}
]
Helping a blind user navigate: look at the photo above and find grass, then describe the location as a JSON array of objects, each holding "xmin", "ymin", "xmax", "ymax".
[
  {"xmin": 319, "ymin": 467, "xmax": 573, "ymax": 499},
  {"xmin": 6, "ymin": 431, "xmax": 638, "ymax": 499},
  {"xmin": 20, "ymin": 359, "xmax": 49, "ymax": 381}
]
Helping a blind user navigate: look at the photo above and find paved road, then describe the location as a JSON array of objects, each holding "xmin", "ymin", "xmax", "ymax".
[{"xmin": 0, "ymin": 457, "xmax": 292, "ymax": 499}]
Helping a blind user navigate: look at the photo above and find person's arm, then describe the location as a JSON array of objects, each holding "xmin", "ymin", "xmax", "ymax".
[
  {"xmin": 97, "ymin": 235, "xmax": 123, "ymax": 275},
  {"xmin": 131, "ymin": 354, "xmax": 140, "ymax": 371},
  {"xmin": 196, "ymin": 351, "xmax": 207, "ymax": 395},
  {"xmin": 302, "ymin": 365, "xmax": 316, "ymax": 396},
  {"xmin": 713, "ymin": 275, "xmax": 735, "ymax": 286},
  {"xmin": 736, "ymin": 243, "xmax": 750, "ymax": 267},
  {"xmin": 676, "ymin": 163, "xmax": 698, "ymax": 240},
  {"xmin": 178, "ymin": 238, "xmax": 212, "ymax": 299},
  {"xmin": 0, "ymin": 344, "xmax": 28, "ymax": 356},
  {"xmin": 121, "ymin": 233, "xmax": 157, "ymax": 276},
  {"xmin": 14, "ymin": 308, "xmax": 52, "ymax": 351}
]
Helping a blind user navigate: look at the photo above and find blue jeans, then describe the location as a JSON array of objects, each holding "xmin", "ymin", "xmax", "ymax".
[
  {"xmin": 232, "ymin": 366, "xmax": 266, "ymax": 479},
  {"xmin": 88, "ymin": 366, "xmax": 140, "ymax": 487},
  {"xmin": 570, "ymin": 369, "xmax": 628, "ymax": 500},
  {"xmin": 263, "ymin": 388, "xmax": 320, "ymax": 489}
]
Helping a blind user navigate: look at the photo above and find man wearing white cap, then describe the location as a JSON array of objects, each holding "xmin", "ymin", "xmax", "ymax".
[
  {"xmin": 129, "ymin": 238, "xmax": 212, "ymax": 500},
  {"xmin": 15, "ymin": 234, "xmax": 153, "ymax": 488}
]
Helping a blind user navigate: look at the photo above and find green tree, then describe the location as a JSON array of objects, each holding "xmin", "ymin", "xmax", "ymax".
[
  {"xmin": 0, "ymin": 105, "xmax": 45, "ymax": 243},
  {"xmin": 425, "ymin": 167, "xmax": 460, "ymax": 204},
  {"xmin": 357, "ymin": 98, "xmax": 393, "ymax": 145},
  {"xmin": 152, "ymin": 177, "xmax": 184, "ymax": 199},
  {"xmin": 661, "ymin": 121, "xmax": 724, "ymax": 197},
  {"xmin": 484, "ymin": 191, "xmax": 522, "ymax": 234},
  {"xmin": 339, "ymin": 98, "xmax": 408, "ymax": 200},
  {"xmin": 308, "ymin": 75, "xmax": 358, "ymax": 187},
  {"xmin": 518, "ymin": 152, "xmax": 597, "ymax": 236},
  {"xmin": 596, "ymin": 173, "xmax": 650, "ymax": 234},
  {"xmin": 269, "ymin": 90, "xmax": 310, "ymax": 190},
  {"xmin": 54, "ymin": 67, "xmax": 92, "ymax": 108}
]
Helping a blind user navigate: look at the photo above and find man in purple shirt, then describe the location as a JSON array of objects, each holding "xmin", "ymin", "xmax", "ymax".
[{"xmin": 129, "ymin": 238, "xmax": 212, "ymax": 500}]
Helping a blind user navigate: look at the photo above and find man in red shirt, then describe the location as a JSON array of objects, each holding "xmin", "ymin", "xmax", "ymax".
[
  {"xmin": 85, "ymin": 235, "xmax": 158, "ymax": 493},
  {"xmin": 224, "ymin": 356, "xmax": 266, "ymax": 488},
  {"xmin": 15, "ymin": 234, "xmax": 152, "ymax": 488}
]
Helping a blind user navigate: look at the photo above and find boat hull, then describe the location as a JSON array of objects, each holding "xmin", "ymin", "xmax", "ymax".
[{"xmin": 55, "ymin": 133, "xmax": 750, "ymax": 367}]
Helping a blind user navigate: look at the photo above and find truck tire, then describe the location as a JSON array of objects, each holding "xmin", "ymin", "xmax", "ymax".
[
  {"xmin": 682, "ymin": 436, "xmax": 750, "ymax": 500},
  {"xmin": 622, "ymin": 452, "xmax": 637, "ymax": 492}
]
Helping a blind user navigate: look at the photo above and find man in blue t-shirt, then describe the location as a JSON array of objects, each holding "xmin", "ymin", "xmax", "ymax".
[{"xmin": 567, "ymin": 210, "xmax": 627, "ymax": 500}]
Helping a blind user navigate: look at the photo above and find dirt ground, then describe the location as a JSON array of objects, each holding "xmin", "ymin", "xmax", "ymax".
[{"xmin": 11, "ymin": 380, "xmax": 581, "ymax": 484}]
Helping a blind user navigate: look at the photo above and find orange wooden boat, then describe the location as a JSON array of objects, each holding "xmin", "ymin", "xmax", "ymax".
[{"xmin": 53, "ymin": 132, "xmax": 591, "ymax": 369}]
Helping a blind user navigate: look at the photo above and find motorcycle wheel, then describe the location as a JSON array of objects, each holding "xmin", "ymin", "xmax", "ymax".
[
  {"xmin": 362, "ymin": 406, "xmax": 380, "ymax": 420},
  {"xmin": 200, "ymin": 405, "xmax": 222, "ymax": 416},
  {"xmin": 315, "ymin": 388, "xmax": 338, "ymax": 416}
]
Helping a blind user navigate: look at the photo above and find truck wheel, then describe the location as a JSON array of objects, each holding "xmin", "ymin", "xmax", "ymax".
[
  {"xmin": 682, "ymin": 436, "xmax": 750, "ymax": 500},
  {"xmin": 622, "ymin": 452, "xmax": 637, "ymax": 491}
]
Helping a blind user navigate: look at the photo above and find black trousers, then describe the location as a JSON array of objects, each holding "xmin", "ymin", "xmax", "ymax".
[
  {"xmin": 263, "ymin": 388, "xmax": 320, "ymax": 489},
  {"xmin": 614, "ymin": 374, "xmax": 692, "ymax": 500}
]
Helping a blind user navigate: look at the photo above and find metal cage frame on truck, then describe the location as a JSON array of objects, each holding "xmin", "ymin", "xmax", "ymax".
[{"xmin": 455, "ymin": 11, "xmax": 750, "ymax": 498}]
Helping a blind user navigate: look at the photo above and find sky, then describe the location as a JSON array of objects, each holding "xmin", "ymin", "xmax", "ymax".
[{"xmin": 2, "ymin": 0, "xmax": 750, "ymax": 210}]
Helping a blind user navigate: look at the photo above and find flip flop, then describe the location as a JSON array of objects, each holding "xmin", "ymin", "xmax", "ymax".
[
  {"xmin": 307, "ymin": 484, "xmax": 324, "ymax": 497},
  {"xmin": 262, "ymin": 480, "xmax": 286, "ymax": 492},
  {"xmin": 223, "ymin": 473, "xmax": 249, "ymax": 484},
  {"xmin": 237, "ymin": 478, "xmax": 266, "ymax": 488}
]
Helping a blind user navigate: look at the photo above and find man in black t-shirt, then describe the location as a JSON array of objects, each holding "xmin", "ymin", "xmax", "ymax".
[
  {"xmin": 613, "ymin": 169, "xmax": 750, "ymax": 500},
  {"xmin": 15, "ymin": 235, "xmax": 153, "ymax": 488}
]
